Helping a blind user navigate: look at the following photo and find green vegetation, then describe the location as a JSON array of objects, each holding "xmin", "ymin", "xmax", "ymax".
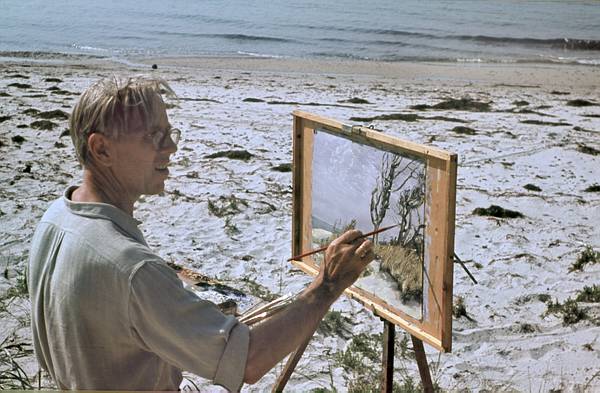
[
  {"xmin": 473, "ymin": 205, "xmax": 524, "ymax": 219},
  {"xmin": 339, "ymin": 97, "xmax": 371, "ymax": 104},
  {"xmin": 205, "ymin": 149, "xmax": 254, "ymax": 160},
  {"xmin": 377, "ymin": 244, "xmax": 422, "ymax": 302},
  {"xmin": 350, "ymin": 113, "xmax": 420, "ymax": 122},
  {"xmin": 332, "ymin": 332, "xmax": 433, "ymax": 393},
  {"xmin": 566, "ymin": 99, "xmax": 597, "ymax": 107},
  {"xmin": 30, "ymin": 120, "xmax": 57, "ymax": 131},
  {"xmin": 0, "ymin": 334, "xmax": 34, "ymax": 389},
  {"xmin": 453, "ymin": 296, "xmax": 475, "ymax": 322},
  {"xmin": 584, "ymin": 184, "xmax": 600, "ymax": 192},
  {"xmin": 577, "ymin": 144, "xmax": 600, "ymax": 156},
  {"xmin": 569, "ymin": 245, "xmax": 600, "ymax": 272},
  {"xmin": 451, "ymin": 126, "xmax": 477, "ymax": 135},
  {"xmin": 0, "ymin": 267, "xmax": 33, "ymax": 389},
  {"xmin": 207, "ymin": 194, "xmax": 247, "ymax": 217},
  {"xmin": 271, "ymin": 163, "xmax": 292, "ymax": 172},
  {"xmin": 524, "ymin": 184, "xmax": 542, "ymax": 192},
  {"xmin": 575, "ymin": 285, "xmax": 600, "ymax": 303},
  {"xmin": 240, "ymin": 277, "xmax": 277, "ymax": 302},
  {"xmin": 543, "ymin": 298, "xmax": 587, "ymax": 325},
  {"xmin": 318, "ymin": 310, "xmax": 353, "ymax": 338}
]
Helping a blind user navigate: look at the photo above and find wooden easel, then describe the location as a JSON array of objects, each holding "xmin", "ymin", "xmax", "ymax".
[{"xmin": 272, "ymin": 318, "xmax": 434, "ymax": 392}]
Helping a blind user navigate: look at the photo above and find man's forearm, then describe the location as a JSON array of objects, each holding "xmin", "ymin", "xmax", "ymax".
[{"xmin": 243, "ymin": 279, "xmax": 339, "ymax": 384}]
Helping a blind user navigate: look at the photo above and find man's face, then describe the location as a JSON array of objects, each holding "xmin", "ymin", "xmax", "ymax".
[{"xmin": 109, "ymin": 107, "xmax": 177, "ymax": 200}]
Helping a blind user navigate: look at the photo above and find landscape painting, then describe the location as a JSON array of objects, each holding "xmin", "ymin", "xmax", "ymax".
[{"xmin": 311, "ymin": 129, "xmax": 427, "ymax": 319}]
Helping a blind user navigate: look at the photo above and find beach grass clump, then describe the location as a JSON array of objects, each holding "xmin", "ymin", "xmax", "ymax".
[
  {"xmin": 0, "ymin": 115, "xmax": 11, "ymax": 123},
  {"xmin": 350, "ymin": 113, "xmax": 420, "ymax": 122},
  {"xmin": 411, "ymin": 97, "xmax": 492, "ymax": 112},
  {"xmin": 0, "ymin": 333, "xmax": 34, "ymax": 389},
  {"xmin": 569, "ymin": 245, "xmax": 600, "ymax": 272},
  {"xmin": 30, "ymin": 120, "xmax": 57, "ymax": 131},
  {"xmin": 7, "ymin": 83, "xmax": 31, "ymax": 89},
  {"xmin": 11, "ymin": 135, "xmax": 26, "ymax": 144},
  {"xmin": 205, "ymin": 149, "xmax": 254, "ymax": 161},
  {"xmin": 451, "ymin": 126, "xmax": 477, "ymax": 135},
  {"xmin": 566, "ymin": 99, "xmax": 597, "ymax": 107},
  {"xmin": 518, "ymin": 323, "xmax": 538, "ymax": 334},
  {"xmin": 22, "ymin": 108, "xmax": 40, "ymax": 116},
  {"xmin": 207, "ymin": 194, "xmax": 247, "ymax": 217},
  {"xmin": 271, "ymin": 163, "xmax": 292, "ymax": 172},
  {"xmin": 339, "ymin": 97, "xmax": 371, "ymax": 104},
  {"xmin": 453, "ymin": 296, "xmax": 475, "ymax": 322},
  {"xmin": 224, "ymin": 216, "xmax": 241, "ymax": 236},
  {"xmin": 8, "ymin": 74, "xmax": 29, "ymax": 79},
  {"xmin": 520, "ymin": 119, "xmax": 571, "ymax": 126},
  {"xmin": 473, "ymin": 205, "xmax": 524, "ymax": 219},
  {"xmin": 543, "ymin": 298, "xmax": 587, "ymax": 325},
  {"xmin": 37, "ymin": 109, "xmax": 69, "ymax": 120},
  {"xmin": 577, "ymin": 144, "xmax": 600, "ymax": 156},
  {"xmin": 242, "ymin": 97, "xmax": 265, "ymax": 103},
  {"xmin": 524, "ymin": 183, "xmax": 542, "ymax": 192},
  {"xmin": 44, "ymin": 77, "xmax": 62, "ymax": 83},
  {"xmin": 318, "ymin": 310, "xmax": 353, "ymax": 338},
  {"xmin": 376, "ymin": 244, "xmax": 422, "ymax": 302},
  {"xmin": 512, "ymin": 100, "xmax": 529, "ymax": 106},
  {"xmin": 584, "ymin": 184, "xmax": 600, "ymax": 192},
  {"xmin": 334, "ymin": 332, "xmax": 420, "ymax": 393},
  {"xmin": 240, "ymin": 277, "xmax": 277, "ymax": 301},
  {"xmin": 575, "ymin": 285, "xmax": 600, "ymax": 303}
]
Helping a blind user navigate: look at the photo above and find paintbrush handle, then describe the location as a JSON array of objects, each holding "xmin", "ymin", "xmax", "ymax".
[{"xmin": 288, "ymin": 224, "xmax": 398, "ymax": 261}]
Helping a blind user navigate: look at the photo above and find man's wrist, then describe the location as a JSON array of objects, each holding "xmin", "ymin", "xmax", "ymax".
[{"xmin": 305, "ymin": 275, "xmax": 342, "ymax": 306}]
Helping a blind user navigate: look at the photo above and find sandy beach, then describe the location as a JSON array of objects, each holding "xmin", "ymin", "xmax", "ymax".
[{"xmin": 1, "ymin": 55, "xmax": 599, "ymax": 391}]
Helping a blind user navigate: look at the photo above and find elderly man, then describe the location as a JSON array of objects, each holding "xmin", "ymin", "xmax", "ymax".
[{"xmin": 28, "ymin": 75, "xmax": 374, "ymax": 391}]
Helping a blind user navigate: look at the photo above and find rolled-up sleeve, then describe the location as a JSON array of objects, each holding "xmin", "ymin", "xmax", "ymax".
[{"xmin": 128, "ymin": 260, "xmax": 249, "ymax": 392}]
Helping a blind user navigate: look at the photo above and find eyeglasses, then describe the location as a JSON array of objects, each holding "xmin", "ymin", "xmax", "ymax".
[{"xmin": 146, "ymin": 128, "xmax": 181, "ymax": 149}]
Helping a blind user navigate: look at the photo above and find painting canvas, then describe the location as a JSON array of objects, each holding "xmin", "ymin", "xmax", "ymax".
[
  {"xmin": 291, "ymin": 110, "xmax": 457, "ymax": 352},
  {"xmin": 311, "ymin": 129, "xmax": 426, "ymax": 319}
]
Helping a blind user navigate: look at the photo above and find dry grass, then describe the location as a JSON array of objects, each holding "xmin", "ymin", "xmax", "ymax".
[{"xmin": 376, "ymin": 244, "xmax": 422, "ymax": 302}]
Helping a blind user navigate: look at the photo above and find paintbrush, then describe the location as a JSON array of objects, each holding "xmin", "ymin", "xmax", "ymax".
[{"xmin": 288, "ymin": 224, "xmax": 399, "ymax": 261}]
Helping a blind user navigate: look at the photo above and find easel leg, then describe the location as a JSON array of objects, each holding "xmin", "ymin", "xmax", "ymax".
[
  {"xmin": 272, "ymin": 335, "xmax": 312, "ymax": 393},
  {"xmin": 411, "ymin": 335, "xmax": 434, "ymax": 393},
  {"xmin": 381, "ymin": 320, "xmax": 395, "ymax": 393}
]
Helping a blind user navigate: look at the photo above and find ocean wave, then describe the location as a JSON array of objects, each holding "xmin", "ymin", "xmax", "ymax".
[
  {"xmin": 236, "ymin": 51, "xmax": 287, "ymax": 59},
  {"xmin": 71, "ymin": 44, "xmax": 109, "ymax": 52},
  {"xmin": 156, "ymin": 31, "xmax": 296, "ymax": 43},
  {"xmin": 326, "ymin": 26, "xmax": 600, "ymax": 51},
  {"xmin": 450, "ymin": 35, "xmax": 600, "ymax": 51}
]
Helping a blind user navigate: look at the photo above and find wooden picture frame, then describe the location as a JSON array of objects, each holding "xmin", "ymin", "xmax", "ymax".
[{"xmin": 291, "ymin": 110, "xmax": 457, "ymax": 352}]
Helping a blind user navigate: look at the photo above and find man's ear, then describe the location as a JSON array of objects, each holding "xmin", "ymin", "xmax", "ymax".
[{"xmin": 87, "ymin": 133, "xmax": 113, "ymax": 167}]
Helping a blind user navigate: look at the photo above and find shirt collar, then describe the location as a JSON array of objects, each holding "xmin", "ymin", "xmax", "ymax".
[{"xmin": 62, "ymin": 186, "xmax": 147, "ymax": 245}]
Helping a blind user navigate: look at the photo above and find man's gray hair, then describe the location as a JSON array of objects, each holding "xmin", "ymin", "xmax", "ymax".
[{"xmin": 69, "ymin": 75, "xmax": 175, "ymax": 164}]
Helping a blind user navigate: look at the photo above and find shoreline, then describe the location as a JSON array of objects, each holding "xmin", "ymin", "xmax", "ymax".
[{"xmin": 1, "ymin": 53, "xmax": 599, "ymax": 90}]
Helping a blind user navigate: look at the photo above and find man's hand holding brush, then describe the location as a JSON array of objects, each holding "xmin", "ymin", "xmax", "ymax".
[
  {"xmin": 317, "ymin": 229, "xmax": 375, "ymax": 297},
  {"xmin": 244, "ymin": 229, "xmax": 376, "ymax": 383}
]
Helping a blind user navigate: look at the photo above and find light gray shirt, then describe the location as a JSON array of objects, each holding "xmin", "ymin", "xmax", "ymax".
[{"xmin": 28, "ymin": 187, "xmax": 249, "ymax": 391}]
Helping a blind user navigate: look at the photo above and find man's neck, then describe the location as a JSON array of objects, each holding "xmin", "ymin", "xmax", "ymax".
[{"xmin": 71, "ymin": 170, "xmax": 136, "ymax": 216}]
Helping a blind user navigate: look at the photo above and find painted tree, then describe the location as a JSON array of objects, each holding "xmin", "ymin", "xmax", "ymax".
[
  {"xmin": 393, "ymin": 168, "xmax": 425, "ymax": 254},
  {"xmin": 370, "ymin": 153, "xmax": 402, "ymax": 244},
  {"xmin": 370, "ymin": 152, "xmax": 423, "ymax": 244}
]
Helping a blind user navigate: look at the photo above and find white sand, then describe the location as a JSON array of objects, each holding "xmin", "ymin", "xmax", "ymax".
[{"xmin": 1, "ymin": 56, "xmax": 599, "ymax": 391}]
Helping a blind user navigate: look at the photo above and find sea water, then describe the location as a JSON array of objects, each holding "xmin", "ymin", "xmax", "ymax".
[{"xmin": 1, "ymin": 0, "xmax": 599, "ymax": 65}]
